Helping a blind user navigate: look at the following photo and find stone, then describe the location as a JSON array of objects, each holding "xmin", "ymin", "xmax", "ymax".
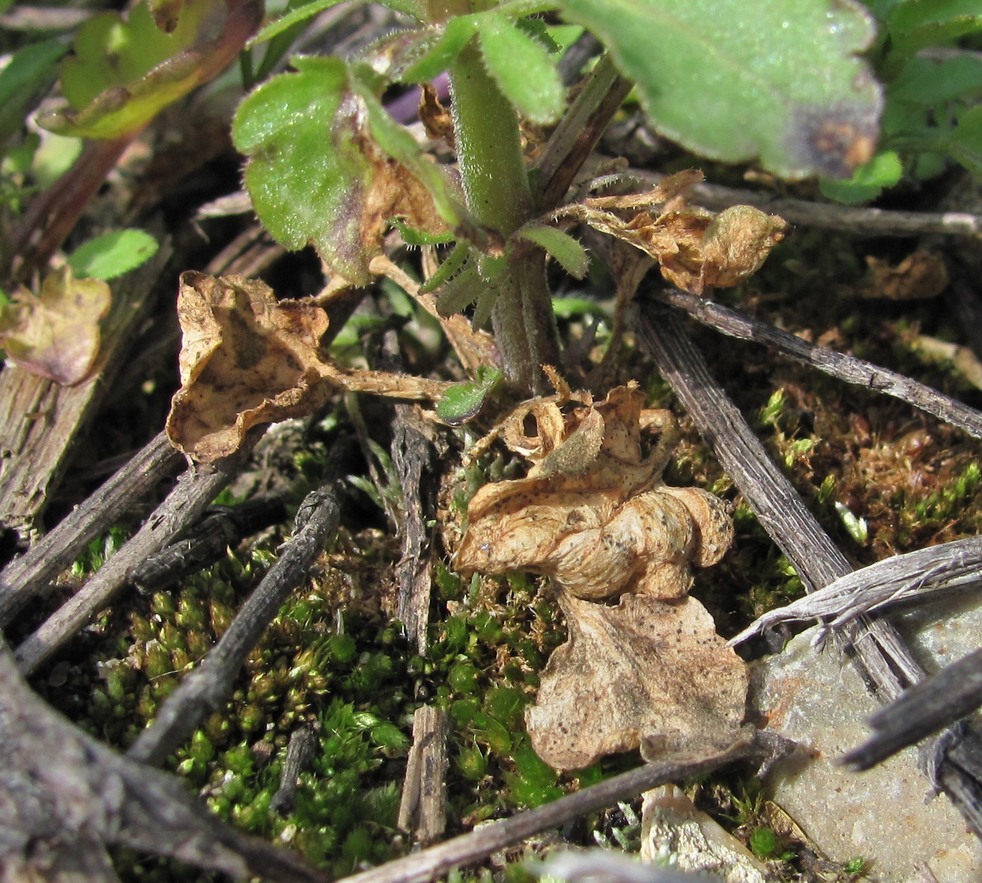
[{"xmin": 751, "ymin": 593, "xmax": 982, "ymax": 881}]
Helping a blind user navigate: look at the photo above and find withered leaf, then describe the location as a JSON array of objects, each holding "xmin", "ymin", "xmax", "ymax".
[
  {"xmin": 166, "ymin": 272, "xmax": 332, "ymax": 461},
  {"xmin": 862, "ymin": 250, "xmax": 949, "ymax": 301},
  {"xmin": 456, "ymin": 385, "xmax": 732, "ymax": 601},
  {"xmin": 0, "ymin": 266, "xmax": 111, "ymax": 385},
  {"xmin": 166, "ymin": 272, "xmax": 454, "ymax": 462},
  {"xmin": 559, "ymin": 176, "xmax": 787, "ymax": 295},
  {"xmin": 454, "ymin": 382, "xmax": 743, "ymax": 769},
  {"xmin": 525, "ymin": 593, "xmax": 748, "ymax": 771}
]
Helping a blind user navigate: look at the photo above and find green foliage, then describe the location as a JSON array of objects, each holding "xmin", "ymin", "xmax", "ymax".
[
  {"xmin": 66, "ymin": 229, "xmax": 159, "ymax": 280},
  {"xmin": 555, "ymin": 0, "xmax": 882, "ymax": 179},
  {"xmin": 233, "ymin": 55, "xmax": 464, "ymax": 285},
  {"xmin": 437, "ymin": 365, "xmax": 503, "ymax": 424},
  {"xmin": 39, "ymin": 0, "xmax": 249, "ymax": 139},
  {"xmin": 0, "ymin": 39, "xmax": 67, "ymax": 146},
  {"xmin": 825, "ymin": 0, "xmax": 982, "ymax": 200}
]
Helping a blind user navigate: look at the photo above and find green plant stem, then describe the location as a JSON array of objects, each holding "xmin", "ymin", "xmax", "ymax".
[{"xmin": 449, "ymin": 39, "xmax": 559, "ymax": 394}]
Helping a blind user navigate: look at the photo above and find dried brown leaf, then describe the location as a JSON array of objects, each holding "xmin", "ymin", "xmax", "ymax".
[
  {"xmin": 455, "ymin": 382, "xmax": 743, "ymax": 768},
  {"xmin": 166, "ymin": 272, "xmax": 454, "ymax": 462},
  {"xmin": 456, "ymin": 384, "xmax": 732, "ymax": 600},
  {"xmin": 0, "ymin": 266, "xmax": 111, "ymax": 385},
  {"xmin": 558, "ymin": 179, "xmax": 786, "ymax": 295},
  {"xmin": 166, "ymin": 272, "xmax": 332, "ymax": 461},
  {"xmin": 525, "ymin": 593, "xmax": 748, "ymax": 770},
  {"xmin": 862, "ymin": 250, "xmax": 949, "ymax": 301}
]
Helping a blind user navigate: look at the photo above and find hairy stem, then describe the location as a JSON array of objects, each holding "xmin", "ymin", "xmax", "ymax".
[{"xmin": 449, "ymin": 39, "xmax": 559, "ymax": 393}]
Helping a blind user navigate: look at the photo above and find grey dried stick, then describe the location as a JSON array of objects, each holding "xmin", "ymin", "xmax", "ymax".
[
  {"xmin": 344, "ymin": 734, "xmax": 762, "ymax": 883},
  {"xmin": 127, "ymin": 485, "xmax": 340, "ymax": 767},
  {"xmin": 0, "ymin": 636, "xmax": 325, "ymax": 882},
  {"xmin": 0, "ymin": 431, "xmax": 183, "ymax": 627},
  {"xmin": 634, "ymin": 169, "xmax": 982, "ymax": 238},
  {"xmin": 655, "ymin": 286, "xmax": 982, "ymax": 441},
  {"xmin": 842, "ymin": 647, "xmax": 982, "ymax": 771},
  {"xmin": 14, "ymin": 446, "xmax": 252, "ymax": 675},
  {"xmin": 731, "ymin": 536, "xmax": 982, "ymax": 643}
]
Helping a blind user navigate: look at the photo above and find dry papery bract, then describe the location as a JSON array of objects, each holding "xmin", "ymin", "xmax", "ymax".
[
  {"xmin": 556, "ymin": 170, "xmax": 788, "ymax": 295},
  {"xmin": 454, "ymin": 383, "xmax": 748, "ymax": 770},
  {"xmin": 166, "ymin": 272, "xmax": 451, "ymax": 462}
]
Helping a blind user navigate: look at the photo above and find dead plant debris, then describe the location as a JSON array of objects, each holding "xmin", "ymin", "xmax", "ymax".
[{"xmin": 454, "ymin": 383, "xmax": 748, "ymax": 770}]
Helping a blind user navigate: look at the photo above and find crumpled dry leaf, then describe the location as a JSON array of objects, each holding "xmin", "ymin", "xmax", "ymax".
[
  {"xmin": 557, "ymin": 172, "xmax": 787, "ymax": 295},
  {"xmin": 526, "ymin": 594, "xmax": 748, "ymax": 770},
  {"xmin": 454, "ymin": 383, "xmax": 746, "ymax": 769},
  {"xmin": 166, "ymin": 272, "xmax": 452, "ymax": 461},
  {"xmin": 0, "ymin": 266, "xmax": 111, "ymax": 384}
]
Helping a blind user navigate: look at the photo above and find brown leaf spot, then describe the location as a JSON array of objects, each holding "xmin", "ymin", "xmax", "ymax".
[{"xmin": 786, "ymin": 101, "xmax": 880, "ymax": 180}]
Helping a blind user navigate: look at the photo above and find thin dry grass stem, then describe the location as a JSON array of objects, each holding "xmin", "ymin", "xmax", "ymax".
[
  {"xmin": 731, "ymin": 536, "xmax": 982, "ymax": 643},
  {"xmin": 343, "ymin": 734, "xmax": 767, "ymax": 883},
  {"xmin": 654, "ymin": 286, "xmax": 982, "ymax": 440},
  {"xmin": 13, "ymin": 440, "xmax": 257, "ymax": 675},
  {"xmin": 0, "ymin": 432, "xmax": 182, "ymax": 627},
  {"xmin": 127, "ymin": 485, "xmax": 341, "ymax": 767}
]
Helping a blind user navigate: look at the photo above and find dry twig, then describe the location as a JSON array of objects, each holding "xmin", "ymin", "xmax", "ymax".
[
  {"xmin": 731, "ymin": 536, "xmax": 982, "ymax": 642},
  {"xmin": 654, "ymin": 287, "xmax": 982, "ymax": 441},
  {"xmin": 635, "ymin": 170, "xmax": 982, "ymax": 238},
  {"xmin": 127, "ymin": 485, "xmax": 340, "ymax": 766},
  {"xmin": 13, "ymin": 442, "xmax": 255, "ymax": 675},
  {"xmin": 0, "ymin": 636, "xmax": 326, "ymax": 882},
  {"xmin": 344, "ymin": 734, "xmax": 769, "ymax": 883}
]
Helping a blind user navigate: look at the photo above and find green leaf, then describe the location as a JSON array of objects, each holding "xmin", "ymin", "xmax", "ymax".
[
  {"xmin": 945, "ymin": 104, "xmax": 982, "ymax": 176},
  {"xmin": 249, "ymin": 0, "xmax": 356, "ymax": 47},
  {"xmin": 0, "ymin": 39, "xmax": 68, "ymax": 146},
  {"xmin": 66, "ymin": 229, "xmax": 159, "ymax": 280},
  {"xmin": 514, "ymin": 224, "xmax": 589, "ymax": 277},
  {"xmin": 886, "ymin": 0, "xmax": 982, "ymax": 58},
  {"xmin": 39, "ymin": 0, "xmax": 262, "ymax": 139},
  {"xmin": 819, "ymin": 150, "xmax": 903, "ymax": 204},
  {"xmin": 890, "ymin": 54, "xmax": 982, "ymax": 106},
  {"xmin": 476, "ymin": 13, "xmax": 565, "ymax": 124},
  {"xmin": 436, "ymin": 366, "xmax": 502, "ymax": 425},
  {"xmin": 402, "ymin": 16, "xmax": 480, "ymax": 83},
  {"xmin": 554, "ymin": 0, "xmax": 883, "ymax": 179},
  {"xmin": 350, "ymin": 67, "xmax": 467, "ymax": 231},
  {"xmin": 234, "ymin": 56, "xmax": 458, "ymax": 284},
  {"xmin": 436, "ymin": 260, "xmax": 483, "ymax": 315},
  {"xmin": 419, "ymin": 241, "xmax": 469, "ymax": 294}
]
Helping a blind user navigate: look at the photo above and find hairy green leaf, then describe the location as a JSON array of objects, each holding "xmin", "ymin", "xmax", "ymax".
[
  {"xmin": 554, "ymin": 0, "xmax": 883, "ymax": 179},
  {"xmin": 402, "ymin": 16, "xmax": 479, "ymax": 83},
  {"xmin": 436, "ymin": 365, "xmax": 502, "ymax": 424},
  {"xmin": 476, "ymin": 13, "xmax": 565, "ymax": 124},
  {"xmin": 234, "ymin": 56, "xmax": 457, "ymax": 284},
  {"xmin": 67, "ymin": 229, "xmax": 159, "ymax": 280},
  {"xmin": 514, "ymin": 224, "xmax": 589, "ymax": 278}
]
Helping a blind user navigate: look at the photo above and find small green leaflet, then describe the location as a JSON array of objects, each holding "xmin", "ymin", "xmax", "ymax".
[
  {"xmin": 67, "ymin": 229, "xmax": 159, "ymax": 280},
  {"xmin": 436, "ymin": 365, "xmax": 502, "ymax": 425}
]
